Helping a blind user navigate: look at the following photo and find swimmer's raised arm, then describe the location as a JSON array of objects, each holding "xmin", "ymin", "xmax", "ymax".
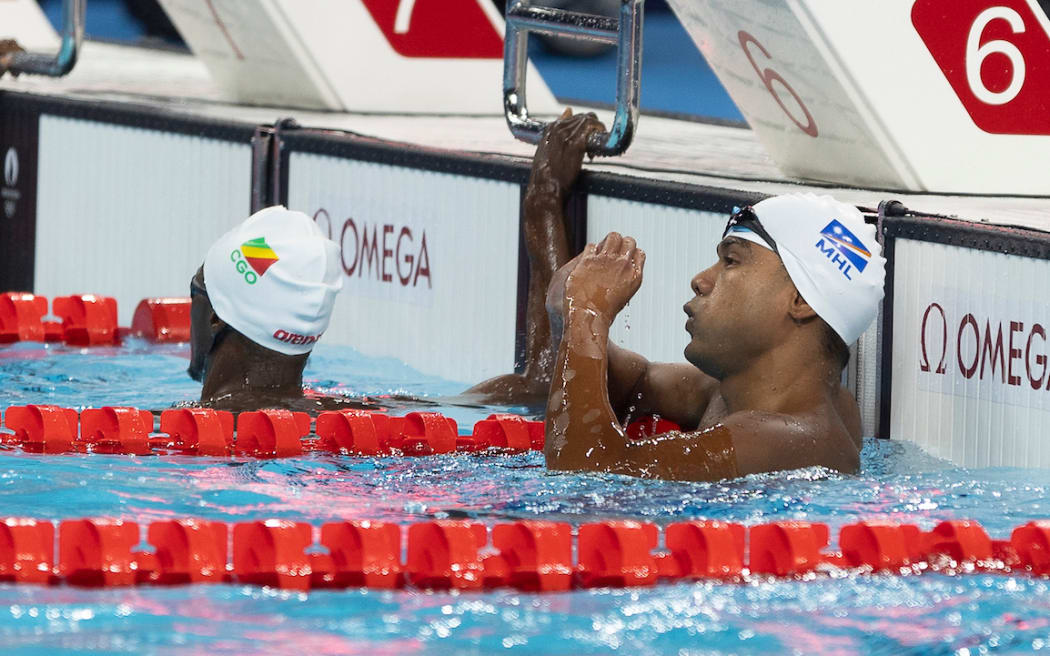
[
  {"xmin": 546, "ymin": 246, "xmax": 716, "ymax": 429},
  {"xmin": 465, "ymin": 110, "xmax": 605, "ymax": 404},
  {"xmin": 544, "ymin": 234, "xmax": 739, "ymax": 480}
]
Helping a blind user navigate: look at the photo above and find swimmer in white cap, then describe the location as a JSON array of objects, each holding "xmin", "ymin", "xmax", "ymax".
[
  {"xmin": 544, "ymin": 191, "xmax": 886, "ymax": 480},
  {"xmin": 188, "ymin": 205, "xmax": 379, "ymax": 412},
  {"xmin": 189, "ymin": 113, "xmax": 595, "ymax": 413}
]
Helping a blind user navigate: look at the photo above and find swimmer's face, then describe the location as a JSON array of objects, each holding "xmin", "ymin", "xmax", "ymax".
[{"xmin": 682, "ymin": 237, "xmax": 797, "ymax": 378}]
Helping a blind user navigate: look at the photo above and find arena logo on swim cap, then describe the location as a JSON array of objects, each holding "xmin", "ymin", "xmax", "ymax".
[
  {"xmin": 272, "ymin": 329, "xmax": 323, "ymax": 347},
  {"xmin": 815, "ymin": 220, "xmax": 871, "ymax": 280},
  {"xmin": 229, "ymin": 237, "xmax": 280, "ymax": 285}
]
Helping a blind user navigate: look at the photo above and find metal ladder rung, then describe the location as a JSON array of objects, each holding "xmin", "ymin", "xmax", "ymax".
[
  {"xmin": 503, "ymin": 0, "xmax": 645, "ymax": 158},
  {"xmin": 7, "ymin": 0, "xmax": 84, "ymax": 78}
]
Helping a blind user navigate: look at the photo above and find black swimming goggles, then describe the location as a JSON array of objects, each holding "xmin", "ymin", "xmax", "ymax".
[
  {"xmin": 190, "ymin": 273, "xmax": 207, "ymax": 300},
  {"xmin": 722, "ymin": 206, "xmax": 779, "ymax": 255},
  {"xmin": 187, "ymin": 271, "xmax": 232, "ymax": 382}
]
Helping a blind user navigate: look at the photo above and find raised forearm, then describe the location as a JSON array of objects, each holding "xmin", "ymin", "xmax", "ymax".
[
  {"xmin": 545, "ymin": 308, "xmax": 628, "ymax": 471},
  {"xmin": 522, "ymin": 182, "xmax": 570, "ymax": 379}
]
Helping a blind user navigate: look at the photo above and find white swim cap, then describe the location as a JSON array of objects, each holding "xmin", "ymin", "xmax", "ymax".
[
  {"xmin": 202, "ymin": 206, "xmax": 342, "ymax": 355},
  {"xmin": 724, "ymin": 193, "xmax": 886, "ymax": 345}
]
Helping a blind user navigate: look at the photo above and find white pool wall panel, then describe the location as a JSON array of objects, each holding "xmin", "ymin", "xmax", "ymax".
[
  {"xmin": 585, "ymin": 195, "xmax": 725, "ymax": 364},
  {"xmin": 891, "ymin": 238, "xmax": 1050, "ymax": 468},
  {"xmin": 287, "ymin": 152, "xmax": 520, "ymax": 386},
  {"xmin": 34, "ymin": 115, "xmax": 251, "ymax": 324}
]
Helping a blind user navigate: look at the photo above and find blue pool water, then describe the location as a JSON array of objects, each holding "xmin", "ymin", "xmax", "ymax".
[{"xmin": 3, "ymin": 340, "xmax": 1050, "ymax": 654}]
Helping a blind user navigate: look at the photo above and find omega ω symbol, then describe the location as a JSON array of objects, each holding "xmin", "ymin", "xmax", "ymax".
[
  {"xmin": 920, "ymin": 302, "xmax": 948, "ymax": 374},
  {"xmin": 3, "ymin": 148, "xmax": 17, "ymax": 187}
]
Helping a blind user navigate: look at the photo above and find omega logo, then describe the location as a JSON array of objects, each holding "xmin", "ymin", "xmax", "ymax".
[
  {"xmin": 314, "ymin": 208, "xmax": 432, "ymax": 289},
  {"xmin": 919, "ymin": 302, "xmax": 948, "ymax": 374},
  {"xmin": 918, "ymin": 300, "xmax": 1050, "ymax": 390}
]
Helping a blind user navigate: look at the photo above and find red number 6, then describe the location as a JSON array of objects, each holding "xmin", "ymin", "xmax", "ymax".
[{"xmin": 738, "ymin": 31, "xmax": 819, "ymax": 138}]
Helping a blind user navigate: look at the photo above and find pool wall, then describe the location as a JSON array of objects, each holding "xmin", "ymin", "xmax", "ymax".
[
  {"xmin": 881, "ymin": 215, "xmax": 1050, "ymax": 467},
  {"xmin": 2, "ymin": 89, "xmax": 1050, "ymax": 466}
]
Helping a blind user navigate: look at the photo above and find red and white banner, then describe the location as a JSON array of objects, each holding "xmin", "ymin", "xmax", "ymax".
[{"xmin": 158, "ymin": 0, "xmax": 558, "ymax": 114}]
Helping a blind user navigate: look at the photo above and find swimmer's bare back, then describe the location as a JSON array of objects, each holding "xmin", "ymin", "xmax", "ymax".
[
  {"xmin": 543, "ymin": 234, "xmax": 861, "ymax": 481},
  {"xmin": 463, "ymin": 110, "xmax": 604, "ymax": 406}
]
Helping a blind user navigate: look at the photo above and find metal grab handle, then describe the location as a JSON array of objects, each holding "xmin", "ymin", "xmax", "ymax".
[
  {"xmin": 8, "ymin": 0, "xmax": 84, "ymax": 77},
  {"xmin": 503, "ymin": 0, "xmax": 644, "ymax": 157}
]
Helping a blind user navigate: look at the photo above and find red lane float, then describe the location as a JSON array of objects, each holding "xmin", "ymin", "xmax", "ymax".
[
  {"xmin": 131, "ymin": 298, "xmax": 192, "ymax": 343},
  {"xmin": 839, "ymin": 521, "xmax": 922, "ymax": 570},
  {"xmin": 233, "ymin": 520, "xmax": 314, "ymax": 590},
  {"xmin": 662, "ymin": 521, "xmax": 746, "ymax": 579},
  {"xmin": 576, "ymin": 521, "xmax": 660, "ymax": 588},
  {"xmin": 625, "ymin": 416, "xmax": 682, "ymax": 440},
  {"xmin": 4, "ymin": 405, "xmax": 79, "ymax": 453},
  {"xmin": 58, "ymin": 519, "xmax": 141, "ymax": 586},
  {"xmin": 316, "ymin": 410, "xmax": 382, "ymax": 454},
  {"xmin": 400, "ymin": 413, "xmax": 458, "ymax": 456},
  {"xmin": 313, "ymin": 521, "xmax": 403, "ymax": 589},
  {"xmin": 3, "ymin": 405, "xmax": 548, "ymax": 459},
  {"xmin": 1011, "ymin": 521, "xmax": 1050, "ymax": 574},
  {"xmin": 158, "ymin": 408, "xmax": 234, "ymax": 456},
  {"xmin": 921, "ymin": 519, "xmax": 994, "ymax": 566},
  {"xmin": 315, "ymin": 410, "xmax": 405, "ymax": 455},
  {"xmin": 749, "ymin": 522, "xmax": 831, "ymax": 576},
  {"xmin": 491, "ymin": 521, "xmax": 573, "ymax": 591},
  {"xmin": 0, "ymin": 293, "xmax": 193, "ymax": 345},
  {"xmin": 235, "ymin": 410, "xmax": 311, "ymax": 458},
  {"xmin": 470, "ymin": 414, "xmax": 534, "ymax": 451},
  {"xmin": 79, "ymin": 406, "xmax": 154, "ymax": 455},
  {"xmin": 145, "ymin": 520, "xmax": 229, "ymax": 584},
  {"xmin": 8, "ymin": 517, "xmax": 1050, "ymax": 591},
  {"xmin": 0, "ymin": 519, "xmax": 57, "ymax": 584},
  {"xmin": 406, "ymin": 521, "xmax": 489, "ymax": 590},
  {"xmin": 0, "ymin": 293, "xmax": 48, "ymax": 343},
  {"xmin": 52, "ymin": 295, "xmax": 119, "ymax": 346}
]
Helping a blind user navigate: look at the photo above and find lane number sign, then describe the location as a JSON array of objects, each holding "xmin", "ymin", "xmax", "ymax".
[
  {"xmin": 360, "ymin": 0, "xmax": 504, "ymax": 58},
  {"xmin": 913, "ymin": 0, "xmax": 1050, "ymax": 134},
  {"xmin": 738, "ymin": 30, "xmax": 819, "ymax": 138}
]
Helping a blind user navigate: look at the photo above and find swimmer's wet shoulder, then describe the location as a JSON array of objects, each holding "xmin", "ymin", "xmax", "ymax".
[{"xmin": 544, "ymin": 194, "xmax": 886, "ymax": 481}]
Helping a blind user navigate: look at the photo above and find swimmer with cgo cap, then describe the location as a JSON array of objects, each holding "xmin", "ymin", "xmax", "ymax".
[
  {"xmin": 187, "ymin": 205, "xmax": 384, "ymax": 412},
  {"xmin": 542, "ymin": 131, "xmax": 885, "ymax": 479},
  {"xmin": 188, "ymin": 112, "xmax": 594, "ymax": 413}
]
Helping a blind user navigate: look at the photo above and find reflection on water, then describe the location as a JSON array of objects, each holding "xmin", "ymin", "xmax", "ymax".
[{"xmin": 3, "ymin": 341, "xmax": 1050, "ymax": 653}]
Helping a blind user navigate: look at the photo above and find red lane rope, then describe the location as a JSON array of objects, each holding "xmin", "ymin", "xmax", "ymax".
[
  {"xmin": 1, "ymin": 517, "xmax": 1048, "ymax": 592},
  {"xmin": 1, "ymin": 406, "xmax": 546, "ymax": 457}
]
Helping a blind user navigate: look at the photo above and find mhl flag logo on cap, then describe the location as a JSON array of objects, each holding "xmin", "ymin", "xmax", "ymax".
[
  {"xmin": 816, "ymin": 219, "xmax": 871, "ymax": 279},
  {"xmin": 240, "ymin": 237, "xmax": 280, "ymax": 277}
]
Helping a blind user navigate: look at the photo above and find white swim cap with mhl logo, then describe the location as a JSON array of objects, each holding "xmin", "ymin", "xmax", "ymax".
[
  {"xmin": 203, "ymin": 206, "xmax": 343, "ymax": 355},
  {"xmin": 724, "ymin": 193, "xmax": 886, "ymax": 346}
]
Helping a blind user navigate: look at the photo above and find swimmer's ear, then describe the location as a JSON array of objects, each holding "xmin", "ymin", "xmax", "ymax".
[{"xmin": 787, "ymin": 291, "xmax": 819, "ymax": 323}]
